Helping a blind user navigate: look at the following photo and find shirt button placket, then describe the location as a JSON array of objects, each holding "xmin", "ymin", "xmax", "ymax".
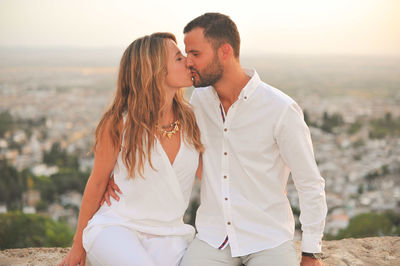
[{"xmin": 221, "ymin": 124, "xmax": 232, "ymax": 241}]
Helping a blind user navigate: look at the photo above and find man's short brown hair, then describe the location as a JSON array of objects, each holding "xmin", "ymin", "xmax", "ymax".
[{"xmin": 184, "ymin": 13, "xmax": 241, "ymax": 58}]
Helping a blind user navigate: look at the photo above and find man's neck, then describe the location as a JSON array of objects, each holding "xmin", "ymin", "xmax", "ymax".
[{"xmin": 213, "ymin": 65, "xmax": 250, "ymax": 113}]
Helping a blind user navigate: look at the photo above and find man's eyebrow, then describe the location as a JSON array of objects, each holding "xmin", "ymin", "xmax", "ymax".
[
  {"xmin": 187, "ymin": 49, "xmax": 199, "ymax": 53},
  {"xmin": 175, "ymin": 51, "xmax": 182, "ymax": 57}
]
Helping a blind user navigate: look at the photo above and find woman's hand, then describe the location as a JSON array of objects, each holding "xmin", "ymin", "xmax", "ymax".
[
  {"xmin": 100, "ymin": 174, "xmax": 122, "ymax": 206},
  {"xmin": 59, "ymin": 242, "xmax": 86, "ymax": 266}
]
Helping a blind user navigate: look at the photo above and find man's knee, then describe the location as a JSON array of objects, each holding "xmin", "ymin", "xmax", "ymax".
[
  {"xmin": 180, "ymin": 237, "xmax": 203, "ymax": 266},
  {"xmin": 244, "ymin": 241, "xmax": 299, "ymax": 266}
]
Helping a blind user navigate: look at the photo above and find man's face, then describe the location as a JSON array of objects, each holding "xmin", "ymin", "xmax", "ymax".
[{"xmin": 184, "ymin": 27, "xmax": 223, "ymax": 88}]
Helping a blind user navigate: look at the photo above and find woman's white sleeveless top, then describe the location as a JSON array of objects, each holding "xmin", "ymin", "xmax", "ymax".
[{"xmin": 83, "ymin": 130, "xmax": 199, "ymax": 251}]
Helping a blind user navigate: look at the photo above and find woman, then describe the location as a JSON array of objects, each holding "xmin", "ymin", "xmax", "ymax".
[{"xmin": 59, "ymin": 32, "xmax": 203, "ymax": 266}]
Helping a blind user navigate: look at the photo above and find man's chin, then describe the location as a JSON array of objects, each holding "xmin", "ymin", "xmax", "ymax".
[
  {"xmin": 192, "ymin": 78, "xmax": 199, "ymax": 88},
  {"xmin": 193, "ymin": 83, "xmax": 203, "ymax": 88},
  {"xmin": 191, "ymin": 75, "xmax": 204, "ymax": 88},
  {"xmin": 193, "ymin": 79, "xmax": 207, "ymax": 88},
  {"xmin": 193, "ymin": 82, "xmax": 211, "ymax": 88}
]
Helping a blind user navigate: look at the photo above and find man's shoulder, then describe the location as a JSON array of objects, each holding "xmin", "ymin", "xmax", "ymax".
[{"xmin": 256, "ymin": 81, "xmax": 295, "ymax": 107}]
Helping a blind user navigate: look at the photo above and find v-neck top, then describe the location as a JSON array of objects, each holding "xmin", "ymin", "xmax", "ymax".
[{"xmin": 83, "ymin": 132, "xmax": 199, "ymax": 252}]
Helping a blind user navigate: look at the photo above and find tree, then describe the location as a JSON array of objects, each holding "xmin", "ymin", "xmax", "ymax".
[
  {"xmin": 348, "ymin": 120, "xmax": 363, "ymax": 135},
  {"xmin": 369, "ymin": 112, "xmax": 400, "ymax": 139},
  {"xmin": 43, "ymin": 142, "xmax": 79, "ymax": 169},
  {"xmin": 51, "ymin": 169, "xmax": 90, "ymax": 195},
  {"xmin": 0, "ymin": 111, "xmax": 13, "ymax": 137},
  {"xmin": 303, "ymin": 110, "xmax": 315, "ymax": 127},
  {"xmin": 321, "ymin": 112, "xmax": 344, "ymax": 133},
  {"xmin": 0, "ymin": 160, "xmax": 27, "ymax": 210},
  {"xmin": 0, "ymin": 211, "xmax": 73, "ymax": 249},
  {"xmin": 33, "ymin": 175, "xmax": 57, "ymax": 203},
  {"xmin": 335, "ymin": 212, "xmax": 393, "ymax": 240}
]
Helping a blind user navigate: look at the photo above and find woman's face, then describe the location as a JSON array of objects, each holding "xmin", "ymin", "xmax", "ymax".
[{"xmin": 165, "ymin": 39, "xmax": 193, "ymax": 90}]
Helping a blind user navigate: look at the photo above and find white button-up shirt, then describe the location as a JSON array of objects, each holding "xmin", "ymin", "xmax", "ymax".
[{"xmin": 190, "ymin": 68, "xmax": 327, "ymax": 257}]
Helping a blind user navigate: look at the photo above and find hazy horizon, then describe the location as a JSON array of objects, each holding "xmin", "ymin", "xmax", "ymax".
[
  {"xmin": 3, "ymin": 45, "xmax": 400, "ymax": 56},
  {"xmin": 1, "ymin": 0, "xmax": 399, "ymax": 56}
]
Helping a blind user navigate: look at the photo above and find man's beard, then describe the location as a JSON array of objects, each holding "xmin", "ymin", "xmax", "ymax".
[{"xmin": 191, "ymin": 55, "xmax": 223, "ymax": 88}]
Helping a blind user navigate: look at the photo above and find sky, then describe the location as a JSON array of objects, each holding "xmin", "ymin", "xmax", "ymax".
[{"xmin": 0, "ymin": 0, "xmax": 400, "ymax": 55}]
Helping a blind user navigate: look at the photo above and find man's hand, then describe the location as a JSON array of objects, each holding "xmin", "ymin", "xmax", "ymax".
[
  {"xmin": 300, "ymin": 255, "xmax": 324, "ymax": 266},
  {"xmin": 100, "ymin": 174, "xmax": 122, "ymax": 206}
]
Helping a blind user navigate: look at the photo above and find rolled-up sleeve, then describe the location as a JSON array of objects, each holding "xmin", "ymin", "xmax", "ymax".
[{"xmin": 275, "ymin": 103, "xmax": 328, "ymax": 253}]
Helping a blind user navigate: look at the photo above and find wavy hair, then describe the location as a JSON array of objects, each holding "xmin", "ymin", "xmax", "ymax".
[{"xmin": 93, "ymin": 32, "xmax": 203, "ymax": 177}]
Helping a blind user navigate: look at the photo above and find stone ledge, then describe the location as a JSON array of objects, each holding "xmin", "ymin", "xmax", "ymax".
[{"xmin": 0, "ymin": 237, "xmax": 399, "ymax": 266}]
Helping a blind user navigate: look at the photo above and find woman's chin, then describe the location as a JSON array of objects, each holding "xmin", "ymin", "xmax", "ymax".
[{"xmin": 183, "ymin": 80, "xmax": 194, "ymax": 87}]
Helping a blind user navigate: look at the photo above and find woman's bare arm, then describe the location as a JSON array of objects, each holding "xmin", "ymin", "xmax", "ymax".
[
  {"xmin": 59, "ymin": 120, "xmax": 121, "ymax": 266},
  {"xmin": 196, "ymin": 154, "xmax": 202, "ymax": 180}
]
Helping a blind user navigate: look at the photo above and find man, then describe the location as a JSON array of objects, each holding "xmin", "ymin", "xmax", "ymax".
[
  {"xmin": 181, "ymin": 13, "xmax": 326, "ymax": 266},
  {"xmin": 105, "ymin": 13, "xmax": 327, "ymax": 266}
]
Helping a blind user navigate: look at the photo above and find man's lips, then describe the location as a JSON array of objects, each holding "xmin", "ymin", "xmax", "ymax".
[
  {"xmin": 190, "ymin": 71, "xmax": 197, "ymax": 80},
  {"xmin": 190, "ymin": 69, "xmax": 199, "ymax": 79},
  {"xmin": 189, "ymin": 67, "xmax": 198, "ymax": 75}
]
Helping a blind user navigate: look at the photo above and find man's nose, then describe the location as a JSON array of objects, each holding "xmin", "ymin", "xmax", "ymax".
[{"xmin": 186, "ymin": 56, "xmax": 194, "ymax": 67}]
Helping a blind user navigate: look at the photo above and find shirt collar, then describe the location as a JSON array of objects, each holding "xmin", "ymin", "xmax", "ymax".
[
  {"xmin": 238, "ymin": 68, "xmax": 260, "ymax": 101},
  {"xmin": 208, "ymin": 68, "xmax": 261, "ymax": 102}
]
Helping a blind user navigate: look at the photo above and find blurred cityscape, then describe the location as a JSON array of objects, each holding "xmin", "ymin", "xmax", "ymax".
[{"xmin": 0, "ymin": 48, "xmax": 399, "ymax": 248}]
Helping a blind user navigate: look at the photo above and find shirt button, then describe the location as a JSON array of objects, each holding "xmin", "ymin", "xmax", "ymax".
[
  {"xmin": 224, "ymin": 152, "xmax": 227, "ymax": 155},
  {"xmin": 224, "ymin": 128, "xmax": 228, "ymax": 132},
  {"xmin": 227, "ymin": 221, "xmax": 231, "ymax": 225},
  {"xmin": 223, "ymin": 175, "xmax": 227, "ymax": 179},
  {"xmin": 244, "ymin": 96, "xmax": 247, "ymax": 100},
  {"xmin": 224, "ymin": 197, "xmax": 228, "ymax": 201}
]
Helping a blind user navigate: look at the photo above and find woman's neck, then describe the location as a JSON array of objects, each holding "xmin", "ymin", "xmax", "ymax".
[{"xmin": 159, "ymin": 93, "xmax": 175, "ymax": 126}]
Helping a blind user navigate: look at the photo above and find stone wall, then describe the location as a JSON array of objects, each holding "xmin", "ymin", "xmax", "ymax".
[{"xmin": 0, "ymin": 237, "xmax": 399, "ymax": 266}]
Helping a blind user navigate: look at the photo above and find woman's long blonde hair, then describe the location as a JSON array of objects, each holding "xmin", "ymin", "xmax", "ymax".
[{"xmin": 94, "ymin": 32, "xmax": 203, "ymax": 177}]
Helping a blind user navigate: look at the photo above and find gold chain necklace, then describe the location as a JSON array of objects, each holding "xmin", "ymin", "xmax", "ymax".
[{"xmin": 156, "ymin": 120, "xmax": 180, "ymax": 139}]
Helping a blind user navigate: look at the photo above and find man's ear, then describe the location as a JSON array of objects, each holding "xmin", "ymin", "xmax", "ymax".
[{"xmin": 218, "ymin": 43, "xmax": 233, "ymax": 60}]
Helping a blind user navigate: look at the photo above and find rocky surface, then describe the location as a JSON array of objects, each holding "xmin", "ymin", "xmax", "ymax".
[{"xmin": 0, "ymin": 237, "xmax": 399, "ymax": 266}]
